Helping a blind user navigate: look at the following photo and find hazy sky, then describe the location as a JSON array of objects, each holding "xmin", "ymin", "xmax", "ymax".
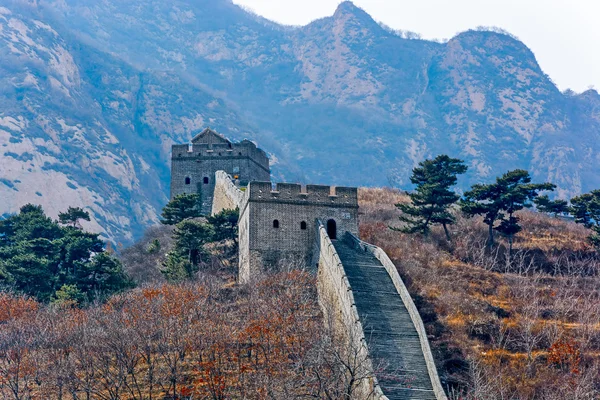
[{"xmin": 233, "ymin": 0, "xmax": 599, "ymax": 93}]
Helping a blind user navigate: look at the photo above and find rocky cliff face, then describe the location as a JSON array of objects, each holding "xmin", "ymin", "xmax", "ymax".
[{"xmin": 1, "ymin": 0, "xmax": 598, "ymax": 242}]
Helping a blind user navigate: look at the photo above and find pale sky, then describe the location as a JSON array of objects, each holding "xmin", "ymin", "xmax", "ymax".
[{"xmin": 233, "ymin": 0, "xmax": 599, "ymax": 93}]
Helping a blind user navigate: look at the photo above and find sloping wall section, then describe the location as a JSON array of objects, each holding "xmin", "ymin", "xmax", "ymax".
[
  {"xmin": 345, "ymin": 233, "xmax": 447, "ymax": 400},
  {"xmin": 212, "ymin": 171, "xmax": 246, "ymax": 214},
  {"xmin": 314, "ymin": 220, "xmax": 387, "ymax": 400},
  {"xmin": 212, "ymin": 171, "xmax": 446, "ymax": 399}
]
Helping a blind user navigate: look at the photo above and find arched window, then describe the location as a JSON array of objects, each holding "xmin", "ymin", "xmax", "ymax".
[
  {"xmin": 327, "ymin": 219, "xmax": 337, "ymax": 240},
  {"xmin": 273, "ymin": 220, "xmax": 279, "ymax": 229},
  {"xmin": 300, "ymin": 221, "xmax": 307, "ymax": 230},
  {"xmin": 203, "ymin": 177, "xmax": 209, "ymax": 184},
  {"xmin": 185, "ymin": 177, "xmax": 191, "ymax": 185}
]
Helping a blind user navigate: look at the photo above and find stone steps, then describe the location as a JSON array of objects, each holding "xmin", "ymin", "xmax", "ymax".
[{"xmin": 333, "ymin": 239, "xmax": 437, "ymax": 400}]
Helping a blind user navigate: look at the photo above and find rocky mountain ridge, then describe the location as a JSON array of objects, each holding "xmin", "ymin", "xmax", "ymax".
[{"xmin": 1, "ymin": 0, "xmax": 598, "ymax": 242}]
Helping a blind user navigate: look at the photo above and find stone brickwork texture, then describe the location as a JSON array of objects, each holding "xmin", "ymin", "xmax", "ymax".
[
  {"xmin": 173, "ymin": 130, "xmax": 445, "ymax": 399},
  {"xmin": 315, "ymin": 221, "xmax": 386, "ymax": 400},
  {"xmin": 237, "ymin": 181, "xmax": 359, "ymax": 282},
  {"xmin": 170, "ymin": 128, "xmax": 270, "ymax": 215}
]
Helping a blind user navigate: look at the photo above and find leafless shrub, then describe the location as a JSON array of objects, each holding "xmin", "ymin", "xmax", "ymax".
[
  {"xmin": 358, "ymin": 187, "xmax": 600, "ymax": 399},
  {"xmin": 119, "ymin": 224, "xmax": 174, "ymax": 285},
  {"xmin": 1, "ymin": 268, "xmax": 383, "ymax": 399}
]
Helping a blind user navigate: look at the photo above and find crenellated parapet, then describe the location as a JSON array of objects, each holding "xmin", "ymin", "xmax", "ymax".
[
  {"xmin": 170, "ymin": 128, "xmax": 270, "ymax": 215},
  {"xmin": 171, "ymin": 129, "xmax": 446, "ymax": 399},
  {"xmin": 245, "ymin": 182, "xmax": 358, "ymax": 208},
  {"xmin": 238, "ymin": 180, "xmax": 359, "ymax": 283}
]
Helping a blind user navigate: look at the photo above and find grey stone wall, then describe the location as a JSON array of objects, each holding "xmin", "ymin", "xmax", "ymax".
[
  {"xmin": 315, "ymin": 221, "xmax": 386, "ymax": 400},
  {"xmin": 346, "ymin": 233, "xmax": 448, "ymax": 400},
  {"xmin": 238, "ymin": 198, "xmax": 252, "ymax": 283},
  {"xmin": 212, "ymin": 171, "xmax": 246, "ymax": 214},
  {"xmin": 170, "ymin": 137, "xmax": 270, "ymax": 215},
  {"xmin": 238, "ymin": 181, "xmax": 359, "ymax": 283}
]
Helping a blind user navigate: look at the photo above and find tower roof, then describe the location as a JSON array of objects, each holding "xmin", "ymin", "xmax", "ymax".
[{"xmin": 191, "ymin": 128, "xmax": 231, "ymax": 145}]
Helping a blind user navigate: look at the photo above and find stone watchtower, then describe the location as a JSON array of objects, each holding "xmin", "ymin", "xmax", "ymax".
[
  {"xmin": 170, "ymin": 128, "xmax": 271, "ymax": 214},
  {"xmin": 237, "ymin": 182, "xmax": 359, "ymax": 283}
]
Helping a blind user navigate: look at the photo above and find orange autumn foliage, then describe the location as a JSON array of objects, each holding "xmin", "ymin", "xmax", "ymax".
[
  {"xmin": 0, "ymin": 270, "xmax": 351, "ymax": 399},
  {"xmin": 548, "ymin": 339, "xmax": 582, "ymax": 375},
  {"xmin": 0, "ymin": 293, "xmax": 39, "ymax": 323}
]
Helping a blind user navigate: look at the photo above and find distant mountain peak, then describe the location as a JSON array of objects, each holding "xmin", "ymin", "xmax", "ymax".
[
  {"xmin": 334, "ymin": 1, "xmax": 360, "ymax": 13},
  {"xmin": 333, "ymin": 1, "xmax": 380, "ymax": 30}
]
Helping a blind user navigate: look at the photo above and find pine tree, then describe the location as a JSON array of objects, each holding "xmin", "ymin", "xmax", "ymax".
[
  {"xmin": 461, "ymin": 169, "xmax": 555, "ymax": 252},
  {"xmin": 58, "ymin": 207, "xmax": 91, "ymax": 228},
  {"xmin": 161, "ymin": 193, "xmax": 202, "ymax": 225},
  {"xmin": 394, "ymin": 155, "xmax": 467, "ymax": 240},
  {"xmin": 570, "ymin": 190, "xmax": 600, "ymax": 249},
  {"xmin": 0, "ymin": 204, "xmax": 131, "ymax": 302},
  {"xmin": 207, "ymin": 208, "xmax": 239, "ymax": 244},
  {"xmin": 172, "ymin": 220, "xmax": 214, "ymax": 267},
  {"xmin": 161, "ymin": 252, "xmax": 195, "ymax": 283},
  {"xmin": 534, "ymin": 195, "xmax": 569, "ymax": 217}
]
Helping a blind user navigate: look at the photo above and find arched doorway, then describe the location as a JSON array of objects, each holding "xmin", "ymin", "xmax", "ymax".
[{"xmin": 327, "ymin": 219, "xmax": 337, "ymax": 240}]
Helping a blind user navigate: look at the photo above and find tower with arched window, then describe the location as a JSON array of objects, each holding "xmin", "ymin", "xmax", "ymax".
[{"xmin": 237, "ymin": 181, "xmax": 359, "ymax": 283}]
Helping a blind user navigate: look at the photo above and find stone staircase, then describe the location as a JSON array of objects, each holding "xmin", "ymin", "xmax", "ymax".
[{"xmin": 332, "ymin": 238, "xmax": 437, "ymax": 400}]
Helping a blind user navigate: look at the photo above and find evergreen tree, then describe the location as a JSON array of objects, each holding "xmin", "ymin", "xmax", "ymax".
[
  {"xmin": 161, "ymin": 252, "xmax": 195, "ymax": 283},
  {"xmin": 1, "ymin": 253, "xmax": 54, "ymax": 301},
  {"xmin": 58, "ymin": 207, "xmax": 91, "ymax": 228},
  {"xmin": 0, "ymin": 204, "xmax": 61, "ymax": 246},
  {"xmin": 461, "ymin": 170, "xmax": 555, "ymax": 252},
  {"xmin": 207, "ymin": 208, "xmax": 239, "ymax": 244},
  {"xmin": 394, "ymin": 155, "xmax": 467, "ymax": 240},
  {"xmin": 0, "ymin": 204, "xmax": 131, "ymax": 302},
  {"xmin": 53, "ymin": 284, "xmax": 86, "ymax": 306},
  {"xmin": 570, "ymin": 190, "xmax": 600, "ymax": 249},
  {"xmin": 76, "ymin": 253, "xmax": 132, "ymax": 297},
  {"xmin": 161, "ymin": 193, "xmax": 202, "ymax": 225},
  {"xmin": 171, "ymin": 219, "xmax": 214, "ymax": 269},
  {"xmin": 534, "ymin": 195, "xmax": 569, "ymax": 217}
]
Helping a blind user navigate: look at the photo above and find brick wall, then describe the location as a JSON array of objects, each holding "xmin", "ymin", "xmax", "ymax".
[
  {"xmin": 239, "ymin": 181, "xmax": 359, "ymax": 283},
  {"xmin": 212, "ymin": 171, "xmax": 246, "ymax": 214},
  {"xmin": 170, "ymin": 140, "xmax": 270, "ymax": 215},
  {"xmin": 315, "ymin": 221, "xmax": 386, "ymax": 400}
]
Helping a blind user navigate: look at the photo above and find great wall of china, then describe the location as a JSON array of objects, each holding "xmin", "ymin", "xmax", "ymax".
[{"xmin": 171, "ymin": 128, "xmax": 447, "ymax": 400}]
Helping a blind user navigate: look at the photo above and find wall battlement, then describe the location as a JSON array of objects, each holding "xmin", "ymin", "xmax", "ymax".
[
  {"xmin": 170, "ymin": 128, "xmax": 270, "ymax": 214},
  {"xmin": 246, "ymin": 182, "xmax": 358, "ymax": 207},
  {"xmin": 172, "ymin": 133, "xmax": 446, "ymax": 399},
  {"xmin": 171, "ymin": 142, "xmax": 269, "ymax": 173}
]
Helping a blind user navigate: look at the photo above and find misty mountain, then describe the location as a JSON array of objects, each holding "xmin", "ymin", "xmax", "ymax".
[{"xmin": 1, "ymin": 0, "xmax": 598, "ymax": 242}]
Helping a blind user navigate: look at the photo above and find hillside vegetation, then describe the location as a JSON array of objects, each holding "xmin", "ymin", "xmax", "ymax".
[
  {"xmin": 0, "ymin": 270, "xmax": 373, "ymax": 399},
  {"xmin": 359, "ymin": 187, "xmax": 600, "ymax": 399},
  {"xmin": 2, "ymin": 187, "xmax": 600, "ymax": 398}
]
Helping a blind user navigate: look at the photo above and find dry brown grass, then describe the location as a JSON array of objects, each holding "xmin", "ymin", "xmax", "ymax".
[{"xmin": 358, "ymin": 188, "xmax": 600, "ymax": 399}]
